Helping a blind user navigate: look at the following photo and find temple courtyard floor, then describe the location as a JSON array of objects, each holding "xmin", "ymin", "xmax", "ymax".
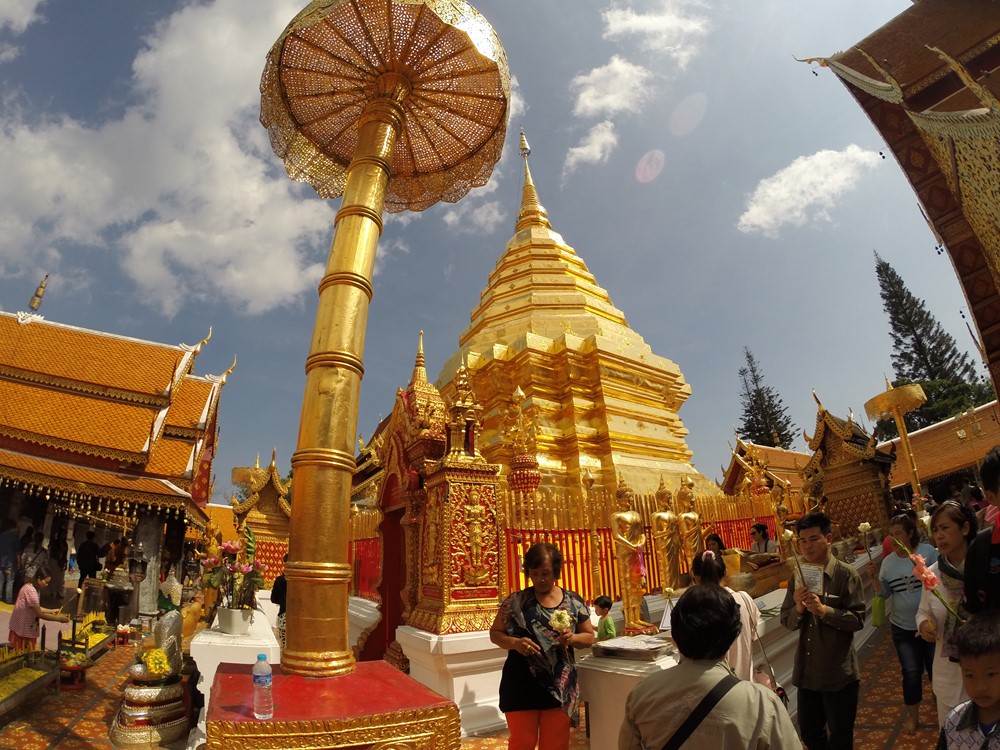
[{"xmin": 0, "ymin": 604, "xmax": 940, "ymax": 750}]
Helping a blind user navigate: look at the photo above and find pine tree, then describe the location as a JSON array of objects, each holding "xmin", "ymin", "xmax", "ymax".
[
  {"xmin": 874, "ymin": 252, "xmax": 994, "ymax": 438},
  {"xmin": 737, "ymin": 347, "xmax": 797, "ymax": 448}
]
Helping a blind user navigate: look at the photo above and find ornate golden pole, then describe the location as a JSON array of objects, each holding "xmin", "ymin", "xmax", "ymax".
[
  {"xmin": 261, "ymin": 2, "xmax": 508, "ymax": 679},
  {"xmin": 284, "ymin": 75, "xmax": 410, "ymax": 677},
  {"xmin": 864, "ymin": 381, "xmax": 927, "ymax": 498}
]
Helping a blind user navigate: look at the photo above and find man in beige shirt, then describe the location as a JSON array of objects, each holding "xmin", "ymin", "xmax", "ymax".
[{"xmin": 619, "ymin": 584, "xmax": 799, "ymax": 750}]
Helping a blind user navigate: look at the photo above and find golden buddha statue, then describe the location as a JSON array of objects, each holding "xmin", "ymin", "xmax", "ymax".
[
  {"xmin": 611, "ymin": 475, "xmax": 656, "ymax": 633},
  {"xmin": 651, "ymin": 478, "xmax": 681, "ymax": 590},
  {"xmin": 677, "ymin": 475, "xmax": 704, "ymax": 571}
]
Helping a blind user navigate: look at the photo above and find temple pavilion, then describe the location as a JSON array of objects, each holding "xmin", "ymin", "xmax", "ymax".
[
  {"xmin": 0, "ymin": 307, "xmax": 229, "ymax": 607},
  {"xmin": 433, "ymin": 134, "xmax": 714, "ymax": 497}
]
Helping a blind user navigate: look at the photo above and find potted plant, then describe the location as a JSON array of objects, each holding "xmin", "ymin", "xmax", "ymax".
[{"xmin": 202, "ymin": 527, "xmax": 266, "ymax": 635}]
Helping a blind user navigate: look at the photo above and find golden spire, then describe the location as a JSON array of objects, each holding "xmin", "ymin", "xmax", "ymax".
[
  {"xmin": 516, "ymin": 130, "xmax": 551, "ymax": 232},
  {"xmin": 412, "ymin": 330, "xmax": 427, "ymax": 383},
  {"xmin": 28, "ymin": 274, "xmax": 48, "ymax": 312}
]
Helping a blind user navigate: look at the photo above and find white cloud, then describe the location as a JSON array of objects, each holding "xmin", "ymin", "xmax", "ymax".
[
  {"xmin": 562, "ymin": 121, "xmax": 618, "ymax": 181},
  {"xmin": 508, "ymin": 74, "xmax": 527, "ymax": 125},
  {"xmin": 0, "ymin": 43, "xmax": 20, "ymax": 63},
  {"xmin": 570, "ymin": 56, "xmax": 651, "ymax": 118},
  {"xmin": 737, "ymin": 145, "xmax": 881, "ymax": 237},
  {"xmin": 0, "ymin": 0, "xmax": 45, "ymax": 33},
  {"xmin": 373, "ymin": 236, "xmax": 410, "ymax": 277},
  {"xmin": 0, "ymin": 0, "xmax": 339, "ymax": 316},
  {"xmin": 603, "ymin": 2, "xmax": 710, "ymax": 69},
  {"xmin": 441, "ymin": 199, "xmax": 507, "ymax": 236}
]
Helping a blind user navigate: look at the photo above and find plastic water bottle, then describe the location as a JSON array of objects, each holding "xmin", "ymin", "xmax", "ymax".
[{"xmin": 252, "ymin": 653, "xmax": 273, "ymax": 720}]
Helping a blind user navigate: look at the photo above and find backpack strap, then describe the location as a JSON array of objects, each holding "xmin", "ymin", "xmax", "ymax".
[{"xmin": 661, "ymin": 673, "xmax": 740, "ymax": 750}]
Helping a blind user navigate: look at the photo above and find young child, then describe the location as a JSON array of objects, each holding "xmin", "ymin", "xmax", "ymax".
[
  {"xmin": 937, "ymin": 609, "xmax": 1000, "ymax": 749},
  {"xmin": 595, "ymin": 595, "xmax": 615, "ymax": 641}
]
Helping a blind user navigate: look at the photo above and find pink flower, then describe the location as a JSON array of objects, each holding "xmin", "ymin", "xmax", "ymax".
[
  {"xmin": 241, "ymin": 564, "xmax": 253, "ymax": 574},
  {"xmin": 909, "ymin": 553, "xmax": 939, "ymax": 590}
]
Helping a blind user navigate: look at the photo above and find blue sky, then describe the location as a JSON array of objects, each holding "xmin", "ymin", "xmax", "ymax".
[{"xmin": 0, "ymin": 1, "xmax": 982, "ymax": 498}]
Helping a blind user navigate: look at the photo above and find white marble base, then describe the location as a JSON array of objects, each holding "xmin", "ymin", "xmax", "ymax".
[
  {"xmin": 578, "ymin": 652, "xmax": 678, "ymax": 750},
  {"xmin": 349, "ymin": 596, "xmax": 381, "ymax": 652},
  {"xmin": 396, "ymin": 626, "xmax": 508, "ymax": 738}
]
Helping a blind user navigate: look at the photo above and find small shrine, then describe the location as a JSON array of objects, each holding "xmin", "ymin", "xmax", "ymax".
[
  {"xmin": 801, "ymin": 395, "xmax": 894, "ymax": 538},
  {"xmin": 230, "ymin": 451, "xmax": 291, "ymax": 586}
]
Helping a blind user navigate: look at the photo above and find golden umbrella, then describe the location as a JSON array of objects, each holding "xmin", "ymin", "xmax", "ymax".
[
  {"xmin": 260, "ymin": 0, "xmax": 509, "ymax": 678},
  {"xmin": 864, "ymin": 381, "xmax": 927, "ymax": 496}
]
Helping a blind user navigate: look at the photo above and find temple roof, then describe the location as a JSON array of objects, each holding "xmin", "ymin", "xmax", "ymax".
[
  {"xmin": 807, "ymin": 1, "xmax": 1000, "ymax": 385},
  {"xmin": 878, "ymin": 400, "xmax": 1000, "ymax": 490},
  {"xmin": 0, "ymin": 311, "xmax": 227, "ymax": 526},
  {"xmin": 720, "ymin": 439, "xmax": 810, "ymax": 496},
  {"xmin": 0, "ymin": 312, "xmax": 198, "ymax": 405}
]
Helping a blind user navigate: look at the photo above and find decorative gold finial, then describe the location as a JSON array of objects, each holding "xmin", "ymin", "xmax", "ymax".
[
  {"xmin": 270, "ymin": 447, "xmax": 277, "ymax": 467},
  {"xmin": 195, "ymin": 326, "xmax": 213, "ymax": 353},
  {"xmin": 412, "ymin": 330, "xmax": 427, "ymax": 383},
  {"xmin": 218, "ymin": 355, "xmax": 237, "ymax": 384},
  {"xmin": 255, "ymin": 453, "xmax": 260, "ymax": 469},
  {"xmin": 28, "ymin": 274, "xmax": 48, "ymax": 312},
  {"xmin": 516, "ymin": 129, "xmax": 551, "ymax": 232}
]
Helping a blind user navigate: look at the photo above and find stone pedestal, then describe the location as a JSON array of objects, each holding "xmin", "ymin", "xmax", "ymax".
[
  {"xmin": 206, "ymin": 660, "xmax": 460, "ymax": 750},
  {"xmin": 578, "ymin": 652, "xmax": 678, "ymax": 750},
  {"xmin": 396, "ymin": 625, "xmax": 507, "ymax": 737}
]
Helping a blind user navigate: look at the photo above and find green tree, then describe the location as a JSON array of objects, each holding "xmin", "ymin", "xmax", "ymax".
[
  {"xmin": 874, "ymin": 252, "xmax": 994, "ymax": 438},
  {"xmin": 737, "ymin": 347, "xmax": 797, "ymax": 448}
]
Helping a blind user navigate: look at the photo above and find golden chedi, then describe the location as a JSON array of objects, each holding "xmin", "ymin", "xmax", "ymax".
[{"xmin": 437, "ymin": 133, "xmax": 713, "ymax": 496}]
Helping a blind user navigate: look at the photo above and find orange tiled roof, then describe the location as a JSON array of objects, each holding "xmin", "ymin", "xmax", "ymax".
[
  {"xmin": 0, "ymin": 312, "xmax": 193, "ymax": 402},
  {"xmin": 144, "ymin": 436, "xmax": 196, "ymax": 481},
  {"xmin": 0, "ymin": 447, "xmax": 188, "ymax": 500},
  {"xmin": 0, "ymin": 378, "xmax": 157, "ymax": 461},
  {"xmin": 164, "ymin": 377, "xmax": 216, "ymax": 433}
]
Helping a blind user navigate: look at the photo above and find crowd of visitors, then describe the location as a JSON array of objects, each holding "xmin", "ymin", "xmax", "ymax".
[{"xmin": 488, "ymin": 445, "xmax": 1000, "ymax": 750}]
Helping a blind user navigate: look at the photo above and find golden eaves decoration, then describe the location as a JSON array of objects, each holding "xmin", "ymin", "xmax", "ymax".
[{"xmin": 260, "ymin": 0, "xmax": 510, "ymax": 213}]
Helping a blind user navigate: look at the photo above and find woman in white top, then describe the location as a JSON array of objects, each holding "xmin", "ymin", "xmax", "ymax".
[
  {"xmin": 915, "ymin": 500, "xmax": 978, "ymax": 727},
  {"xmin": 690, "ymin": 549, "xmax": 761, "ymax": 680},
  {"xmin": 749, "ymin": 524, "xmax": 777, "ymax": 554}
]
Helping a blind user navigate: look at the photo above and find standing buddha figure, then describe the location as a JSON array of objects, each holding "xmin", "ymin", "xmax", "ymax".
[
  {"xmin": 677, "ymin": 475, "xmax": 704, "ymax": 572},
  {"xmin": 651, "ymin": 478, "xmax": 681, "ymax": 590},
  {"xmin": 611, "ymin": 475, "xmax": 657, "ymax": 633}
]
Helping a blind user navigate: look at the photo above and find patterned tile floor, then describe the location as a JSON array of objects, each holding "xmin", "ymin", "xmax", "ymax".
[{"xmin": 0, "ymin": 618, "xmax": 939, "ymax": 750}]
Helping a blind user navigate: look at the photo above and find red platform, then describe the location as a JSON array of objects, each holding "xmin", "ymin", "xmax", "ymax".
[{"xmin": 207, "ymin": 660, "xmax": 460, "ymax": 749}]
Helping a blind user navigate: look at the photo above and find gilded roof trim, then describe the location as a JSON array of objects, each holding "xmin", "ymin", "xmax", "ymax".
[
  {"xmin": 0, "ymin": 365, "xmax": 170, "ymax": 408},
  {"xmin": 0, "ymin": 425, "xmax": 147, "ymax": 465}
]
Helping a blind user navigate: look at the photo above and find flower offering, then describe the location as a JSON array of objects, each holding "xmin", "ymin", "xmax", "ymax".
[{"xmin": 548, "ymin": 609, "xmax": 573, "ymax": 634}]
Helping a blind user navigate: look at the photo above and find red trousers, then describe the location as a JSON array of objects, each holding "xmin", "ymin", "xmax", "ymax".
[{"xmin": 505, "ymin": 708, "xmax": 570, "ymax": 750}]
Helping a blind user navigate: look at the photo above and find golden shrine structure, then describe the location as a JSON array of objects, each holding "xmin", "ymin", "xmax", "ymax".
[
  {"xmin": 229, "ymin": 451, "xmax": 291, "ymax": 588},
  {"xmin": 800, "ymin": 396, "xmax": 894, "ymax": 540},
  {"xmin": 805, "ymin": 0, "xmax": 1000, "ymax": 390},
  {"xmin": 0, "ymin": 308, "xmax": 228, "ymax": 613},
  {"xmin": 435, "ymin": 134, "xmax": 715, "ymax": 498}
]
